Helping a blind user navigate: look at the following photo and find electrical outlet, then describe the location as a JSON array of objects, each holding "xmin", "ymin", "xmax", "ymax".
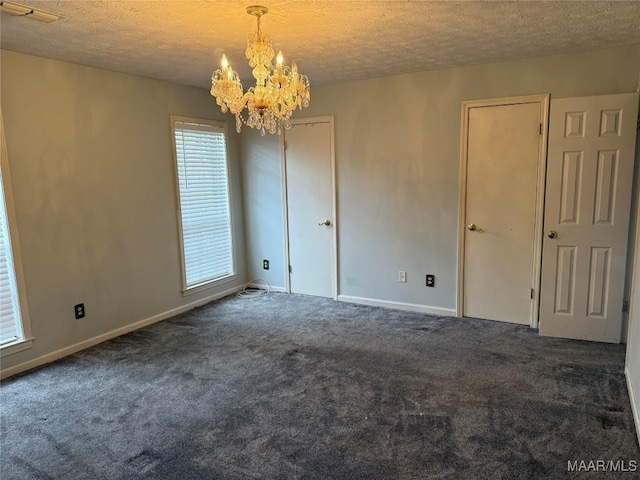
[
  {"xmin": 426, "ymin": 275, "xmax": 435, "ymax": 287},
  {"xmin": 74, "ymin": 303, "xmax": 85, "ymax": 319},
  {"xmin": 398, "ymin": 271, "xmax": 407, "ymax": 283},
  {"xmin": 263, "ymin": 259, "xmax": 269, "ymax": 270}
]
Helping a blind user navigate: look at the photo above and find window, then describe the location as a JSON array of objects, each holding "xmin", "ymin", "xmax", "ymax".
[
  {"xmin": 0, "ymin": 167, "xmax": 23, "ymax": 346},
  {"xmin": 1, "ymin": 112, "xmax": 32, "ymax": 356},
  {"xmin": 171, "ymin": 117, "xmax": 235, "ymax": 293}
]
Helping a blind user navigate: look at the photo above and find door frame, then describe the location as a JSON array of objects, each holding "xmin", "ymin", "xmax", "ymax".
[
  {"xmin": 456, "ymin": 95, "xmax": 549, "ymax": 327},
  {"xmin": 280, "ymin": 115, "xmax": 339, "ymax": 299}
]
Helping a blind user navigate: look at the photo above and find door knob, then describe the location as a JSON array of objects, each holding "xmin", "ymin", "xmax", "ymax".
[
  {"xmin": 467, "ymin": 223, "xmax": 482, "ymax": 232},
  {"xmin": 547, "ymin": 230, "xmax": 558, "ymax": 239},
  {"xmin": 318, "ymin": 219, "xmax": 331, "ymax": 226}
]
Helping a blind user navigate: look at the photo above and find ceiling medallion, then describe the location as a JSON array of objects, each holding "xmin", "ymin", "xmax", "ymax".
[{"xmin": 210, "ymin": 5, "xmax": 310, "ymax": 136}]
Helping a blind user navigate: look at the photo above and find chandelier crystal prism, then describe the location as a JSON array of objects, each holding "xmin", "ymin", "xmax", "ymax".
[{"xmin": 210, "ymin": 5, "xmax": 310, "ymax": 136}]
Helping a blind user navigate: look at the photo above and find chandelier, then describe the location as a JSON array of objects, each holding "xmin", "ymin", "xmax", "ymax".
[{"xmin": 210, "ymin": 5, "xmax": 310, "ymax": 136}]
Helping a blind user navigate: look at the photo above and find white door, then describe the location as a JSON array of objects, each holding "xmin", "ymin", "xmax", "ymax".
[
  {"xmin": 462, "ymin": 100, "xmax": 545, "ymax": 324},
  {"xmin": 284, "ymin": 118, "xmax": 336, "ymax": 298},
  {"xmin": 539, "ymin": 93, "xmax": 639, "ymax": 343}
]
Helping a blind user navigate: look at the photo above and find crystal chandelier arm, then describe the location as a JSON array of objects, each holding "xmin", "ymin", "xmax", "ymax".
[{"xmin": 228, "ymin": 91, "xmax": 255, "ymax": 115}]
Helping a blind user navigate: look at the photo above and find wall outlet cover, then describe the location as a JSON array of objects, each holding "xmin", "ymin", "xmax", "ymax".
[{"xmin": 74, "ymin": 303, "xmax": 85, "ymax": 319}]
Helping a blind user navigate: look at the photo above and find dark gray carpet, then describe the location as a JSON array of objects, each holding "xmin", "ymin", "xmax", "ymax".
[{"xmin": 1, "ymin": 293, "xmax": 639, "ymax": 479}]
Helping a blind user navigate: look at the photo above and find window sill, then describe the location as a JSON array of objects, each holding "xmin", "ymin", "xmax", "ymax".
[
  {"xmin": 182, "ymin": 273, "xmax": 239, "ymax": 297},
  {"xmin": 0, "ymin": 337, "xmax": 34, "ymax": 358}
]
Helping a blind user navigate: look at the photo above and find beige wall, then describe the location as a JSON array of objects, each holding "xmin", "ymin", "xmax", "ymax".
[
  {"xmin": 0, "ymin": 50, "xmax": 246, "ymax": 372},
  {"xmin": 243, "ymin": 44, "xmax": 640, "ymax": 313},
  {"xmin": 239, "ymin": 128, "xmax": 284, "ymax": 287},
  {"xmin": 625, "ymin": 48, "xmax": 640, "ymax": 443},
  {"xmin": 627, "ymin": 211, "xmax": 640, "ymax": 443}
]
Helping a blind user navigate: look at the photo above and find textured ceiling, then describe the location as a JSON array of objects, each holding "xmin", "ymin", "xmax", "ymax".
[{"xmin": 1, "ymin": 1, "xmax": 639, "ymax": 89}]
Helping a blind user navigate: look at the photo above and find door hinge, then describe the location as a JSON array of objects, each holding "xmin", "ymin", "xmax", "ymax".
[
  {"xmin": 539, "ymin": 123, "xmax": 543, "ymax": 135},
  {"xmin": 623, "ymin": 299, "xmax": 629, "ymax": 312},
  {"xmin": 288, "ymin": 265, "xmax": 292, "ymax": 274},
  {"xmin": 530, "ymin": 288, "xmax": 534, "ymax": 299}
]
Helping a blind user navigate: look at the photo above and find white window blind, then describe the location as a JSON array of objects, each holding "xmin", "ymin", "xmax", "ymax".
[
  {"xmin": 0, "ymin": 163, "xmax": 23, "ymax": 346},
  {"xmin": 173, "ymin": 120, "xmax": 234, "ymax": 289}
]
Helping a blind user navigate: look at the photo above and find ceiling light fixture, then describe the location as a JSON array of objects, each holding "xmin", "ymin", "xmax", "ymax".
[
  {"xmin": 210, "ymin": 5, "xmax": 310, "ymax": 135},
  {"xmin": 0, "ymin": 0, "xmax": 63, "ymax": 22}
]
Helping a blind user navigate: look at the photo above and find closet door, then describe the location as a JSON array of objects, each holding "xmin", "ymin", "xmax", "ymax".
[{"xmin": 539, "ymin": 93, "xmax": 639, "ymax": 343}]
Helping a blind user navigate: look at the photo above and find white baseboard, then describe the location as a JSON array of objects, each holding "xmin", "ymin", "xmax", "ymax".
[
  {"xmin": 0, "ymin": 285, "xmax": 243, "ymax": 380},
  {"xmin": 246, "ymin": 283, "xmax": 286, "ymax": 293},
  {"xmin": 337, "ymin": 295, "xmax": 456, "ymax": 317},
  {"xmin": 626, "ymin": 366, "xmax": 640, "ymax": 447}
]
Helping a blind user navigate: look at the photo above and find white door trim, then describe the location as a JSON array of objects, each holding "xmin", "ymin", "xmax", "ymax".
[
  {"xmin": 457, "ymin": 95, "xmax": 549, "ymax": 327},
  {"xmin": 281, "ymin": 116, "xmax": 339, "ymax": 299},
  {"xmin": 279, "ymin": 130, "xmax": 290, "ymax": 293}
]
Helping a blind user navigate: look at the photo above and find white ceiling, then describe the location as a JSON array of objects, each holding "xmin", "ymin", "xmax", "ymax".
[{"xmin": 1, "ymin": 1, "xmax": 639, "ymax": 90}]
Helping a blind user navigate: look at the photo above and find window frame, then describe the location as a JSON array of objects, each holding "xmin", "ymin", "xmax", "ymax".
[
  {"xmin": 0, "ymin": 109, "xmax": 33, "ymax": 357},
  {"xmin": 170, "ymin": 115, "xmax": 237, "ymax": 296}
]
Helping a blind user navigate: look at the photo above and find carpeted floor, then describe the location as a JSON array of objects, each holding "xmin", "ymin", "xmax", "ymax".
[{"xmin": 1, "ymin": 293, "xmax": 639, "ymax": 479}]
